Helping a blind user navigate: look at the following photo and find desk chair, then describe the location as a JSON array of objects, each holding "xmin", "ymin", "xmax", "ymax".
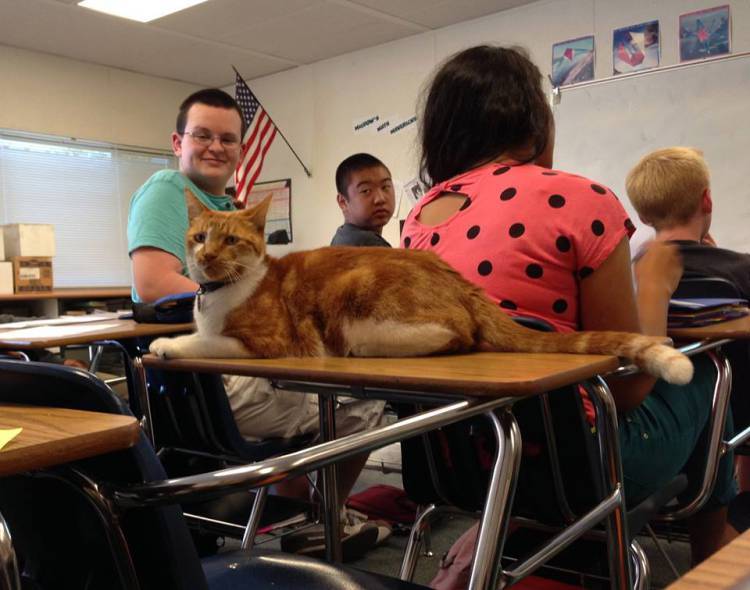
[
  {"xmin": 0, "ymin": 359, "xmax": 441, "ymax": 589},
  {"xmin": 662, "ymin": 276, "xmax": 750, "ymax": 524},
  {"xmin": 398, "ymin": 317, "xmax": 683, "ymax": 589},
  {"xmin": 673, "ymin": 276, "xmax": 741, "ymax": 299},
  {"xmin": 137, "ymin": 364, "xmax": 314, "ymax": 549}
]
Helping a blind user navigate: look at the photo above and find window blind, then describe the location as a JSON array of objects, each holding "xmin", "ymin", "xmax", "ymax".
[{"xmin": 0, "ymin": 133, "xmax": 173, "ymax": 287}]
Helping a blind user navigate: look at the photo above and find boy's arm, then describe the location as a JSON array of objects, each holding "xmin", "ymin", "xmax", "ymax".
[
  {"xmin": 131, "ymin": 247, "xmax": 198, "ymax": 303},
  {"xmin": 128, "ymin": 174, "xmax": 195, "ymax": 302},
  {"xmin": 633, "ymin": 241, "xmax": 683, "ymax": 337}
]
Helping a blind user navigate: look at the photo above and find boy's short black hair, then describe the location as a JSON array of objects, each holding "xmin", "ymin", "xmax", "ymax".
[
  {"xmin": 335, "ymin": 153, "xmax": 390, "ymax": 198},
  {"xmin": 176, "ymin": 88, "xmax": 246, "ymax": 137}
]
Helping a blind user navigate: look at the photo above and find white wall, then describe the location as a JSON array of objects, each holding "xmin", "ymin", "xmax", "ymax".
[
  {"xmin": 0, "ymin": 44, "xmax": 199, "ymax": 150},
  {"xmin": 248, "ymin": 0, "xmax": 750, "ymax": 252},
  {"xmin": 3, "ymin": 0, "xmax": 748, "ymax": 254}
]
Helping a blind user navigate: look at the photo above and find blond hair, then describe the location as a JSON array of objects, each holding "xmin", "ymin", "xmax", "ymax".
[{"xmin": 625, "ymin": 147, "xmax": 710, "ymax": 230}]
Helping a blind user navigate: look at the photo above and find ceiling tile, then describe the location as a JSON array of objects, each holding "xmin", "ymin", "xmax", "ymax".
[
  {"xmin": 223, "ymin": 2, "xmax": 422, "ymax": 63},
  {"xmin": 348, "ymin": 0, "xmax": 534, "ymax": 28},
  {"xmin": 4, "ymin": 0, "xmax": 538, "ymax": 85},
  {"xmin": 1, "ymin": 0, "xmax": 294, "ymax": 85},
  {"xmin": 154, "ymin": 0, "xmax": 320, "ymax": 41},
  {"xmin": 126, "ymin": 35, "xmax": 297, "ymax": 86}
]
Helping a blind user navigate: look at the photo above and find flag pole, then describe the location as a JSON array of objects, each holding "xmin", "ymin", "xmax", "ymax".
[{"xmin": 232, "ymin": 66, "xmax": 312, "ymax": 178}]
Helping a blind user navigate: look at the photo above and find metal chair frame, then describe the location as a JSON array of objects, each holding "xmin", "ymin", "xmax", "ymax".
[{"xmin": 130, "ymin": 359, "xmax": 318, "ymax": 552}]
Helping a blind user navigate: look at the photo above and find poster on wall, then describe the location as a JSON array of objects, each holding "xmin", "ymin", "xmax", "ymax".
[
  {"xmin": 679, "ymin": 5, "xmax": 731, "ymax": 62},
  {"xmin": 403, "ymin": 178, "xmax": 426, "ymax": 207},
  {"xmin": 613, "ymin": 20, "xmax": 660, "ymax": 75},
  {"xmin": 551, "ymin": 35, "xmax": 595, "ymax": 87},
  {"xmin": 246, "ymin": 178, "xmax": 293, "ymax": 244}
]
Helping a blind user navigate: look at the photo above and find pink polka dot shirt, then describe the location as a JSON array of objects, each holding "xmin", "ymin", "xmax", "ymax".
[{"xmin": 401, "ymin": 162, "xmax": 635, "ymax": 333}]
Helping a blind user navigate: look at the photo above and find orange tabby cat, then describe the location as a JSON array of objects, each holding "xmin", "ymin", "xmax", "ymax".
[{"xmin": 149, "ymin": 189, "xmax": 693, "ymax": 385}]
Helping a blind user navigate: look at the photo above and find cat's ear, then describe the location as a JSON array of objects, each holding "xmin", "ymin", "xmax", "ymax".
[
  {"xmin": 185, "ymin": 188, "xmax": 208, "ymax": 221},
  {"xmin": 242, "ymin": 195, "xmax": 272, "ymax": 232}
]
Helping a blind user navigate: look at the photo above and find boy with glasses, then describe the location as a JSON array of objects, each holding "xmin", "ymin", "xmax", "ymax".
[
  {"xmin": 128, "ymin": 88, "xmax": 244, "ymax": 303},
  {"xmin": 127, "ymin": 88, "xmax": 388, "ymax": 560}
]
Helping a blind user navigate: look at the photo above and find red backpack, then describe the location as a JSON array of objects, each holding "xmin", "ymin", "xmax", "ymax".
[{"xmin": 345, "ymin": 484, "xmax": 417, "ymax": 525}]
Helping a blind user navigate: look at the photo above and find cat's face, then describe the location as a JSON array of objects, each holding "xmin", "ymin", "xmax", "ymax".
[{"xmin": 184, "ymin": 189, "xmax": 271, "ymax": 283}]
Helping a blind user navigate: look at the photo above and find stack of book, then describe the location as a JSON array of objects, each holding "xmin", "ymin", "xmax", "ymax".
[{"xmin": 668, "ymin": 298, "xmax": 749, "ymax": 328}]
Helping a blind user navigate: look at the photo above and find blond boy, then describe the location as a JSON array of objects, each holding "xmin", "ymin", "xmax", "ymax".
[{"xmin": 626, "ymin": 147, "xmax": 750, "ymax": 298}]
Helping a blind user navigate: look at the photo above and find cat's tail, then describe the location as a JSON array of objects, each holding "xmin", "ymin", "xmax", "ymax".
[
  {"xmin": 509, "ymin": 329, "xmax": 693, "ymax": 385},
  {"xmin": 472, "ymin": 298, "xmax": 693, "ymax": 385}
]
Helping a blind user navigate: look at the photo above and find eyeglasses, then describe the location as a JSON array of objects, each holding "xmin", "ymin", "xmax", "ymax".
[{"xmin": 182, "ymin": 129, "xmax": 241, "ymax": 149}]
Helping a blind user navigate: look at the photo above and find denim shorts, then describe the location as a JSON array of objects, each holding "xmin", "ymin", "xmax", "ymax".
[{"xmin": 618, "ymin": 354, "xmax": 737, "ymax": 509}]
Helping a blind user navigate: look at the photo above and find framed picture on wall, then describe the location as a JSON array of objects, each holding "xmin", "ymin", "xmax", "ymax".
[
  {"xmin": 246, "ymin": 178, "xmax": 293, "ymax": 244},
  {"xmin": 612, "ymin": 20, "xmax": 660, "ymax": 75},
  {"xmin": 551, "ymin": 35, "xmax": 595, "ymax": 87},
  {"xmin": 679, "ymin": 5, "xmax": 731, "ymax": 62}
]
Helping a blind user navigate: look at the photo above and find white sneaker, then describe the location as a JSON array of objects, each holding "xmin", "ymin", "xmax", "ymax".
[{"xmin": 341, "ymin": 507, "xmax": 392, "ymax": 545}]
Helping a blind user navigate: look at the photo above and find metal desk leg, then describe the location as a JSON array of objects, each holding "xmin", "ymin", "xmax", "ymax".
[
  {"xmin": 319, "ymin": 394, "xmax": 342, "ymax": 562},
  {"xmin": 132, "ymin": 357, "xmax": 155, "ymax": 445},
  {"xmin": 241, "ymin": 486, "xmax": 268, "ymax": 552},
  {"xmin": 468, "ymin": 409, "xmax": 521, "ymax": 590},
  {"xmin": 661, "ymin": 349, "xmax": 732, "ymax": 520},
  {"xmin": 589, "ymin": 377, "xmax": 632, "ymax": 590},
  {"xmin": 0, "ymin": 511, "xmax": 21, "ymax": 590}
]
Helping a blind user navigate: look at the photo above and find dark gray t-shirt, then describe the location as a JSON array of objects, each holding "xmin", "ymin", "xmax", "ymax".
[
  {"xmin": 330, "ymin": 223, "xmax": 391, "ymax": 247},
  {"xmin": 672, "ymin": 239, "xmax": 750, "ymax": 299}
]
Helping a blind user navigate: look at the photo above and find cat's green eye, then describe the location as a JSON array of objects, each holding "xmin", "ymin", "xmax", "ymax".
[
  {"xmin": 193, "ymin": 233, "xmax": 206, "ymax": 243},
  {"xmin": 225, "ymin": 235, "xmax": 238, "ymax": 245}
]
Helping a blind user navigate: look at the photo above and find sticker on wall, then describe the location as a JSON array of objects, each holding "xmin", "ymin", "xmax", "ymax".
[
  {"xmin": 679, "ymin": 5, "xmax": 731, "ymax": 62},
  {"xmin": 353, "ymin": 115, "xmax": 380, "ymax": 134},
  {"xmin": 551, "ymin": 35, "xmax": 595, "ymax": 87},
  {"xmin": 613, "ymin": 20, "xmax": 660, "ymax": 75},
  {"xmin": 389, "ymin": 116, "xmax": 417, "ymax": 135}
]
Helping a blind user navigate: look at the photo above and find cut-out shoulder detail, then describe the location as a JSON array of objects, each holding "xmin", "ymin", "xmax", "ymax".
[{"xmin": 416, "ymin": 193, "xmax": 467, "ymax": 227}]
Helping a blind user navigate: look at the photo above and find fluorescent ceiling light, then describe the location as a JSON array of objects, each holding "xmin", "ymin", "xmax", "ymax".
[{"xmin": 78, "ymin": 0, "xmax": 210, "ymax": 23}]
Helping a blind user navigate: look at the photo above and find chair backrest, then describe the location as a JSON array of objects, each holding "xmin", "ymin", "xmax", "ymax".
[
  {"xmin": 399, "ymin": 317, "xmax": 601, "ymax": 521},
  {"xmin": 673, "ymin": 276, "xmax": 742, "ymax": 298},
  {"xmin": 673, "ymin": 274, "xmax": 750, "ymax": 432},
  {"xmin": 0, "ymin": 359, "xmax": 209, "ymax": 590},
  {"xmin": 147, "ymin": 368, "xmax": 308, "ymax": 468}
]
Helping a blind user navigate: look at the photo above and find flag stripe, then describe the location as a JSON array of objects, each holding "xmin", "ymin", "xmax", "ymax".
[
  {"xmin": 238, "ymin": 109, "xmax": 266, "ymax": 164},
  {"xmin": 244, "ymin": 128, "xmax": 277, "ymax": 197},
  {"xmin": 236, "ymin": 117, "xmax": 274, "ymax": 197},
  {"xmin": 237, "ymin": 117, "xmax": 270, "ymax": 197},
  {"xmin": 234, "ymin": 72, "xmax": 277, "ymax": 204},
  {"xmin": 237, "ymin": 115, "xmax": 273, "ymax": 197},
  {"xmin": 237, "ymin": 116, "xmax": 273, "ymax": 188}
]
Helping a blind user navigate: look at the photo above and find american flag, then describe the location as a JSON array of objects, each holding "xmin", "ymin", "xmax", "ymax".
[{"xmin": 234, "ymin": 72, "xmax": 277, "ymax": 204}]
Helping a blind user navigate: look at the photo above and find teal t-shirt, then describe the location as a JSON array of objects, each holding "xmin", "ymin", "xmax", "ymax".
[{"xmin": 127, "ymin": 169, "xmax": 235, "ymax": 302}]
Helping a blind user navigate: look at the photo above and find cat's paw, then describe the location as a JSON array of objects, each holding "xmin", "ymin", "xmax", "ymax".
[{"xmin": 149, "ymin": 337, "xmax": 184, "ymax": 359}]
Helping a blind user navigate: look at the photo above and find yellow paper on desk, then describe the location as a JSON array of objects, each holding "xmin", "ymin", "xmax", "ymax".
[{"xmin": 0, "ymin": 428, "xmax": 22, "ymax": 450}]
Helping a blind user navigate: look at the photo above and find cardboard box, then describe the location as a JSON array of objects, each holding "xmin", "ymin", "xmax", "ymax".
[
  {"xmin": 0, "ymin": 261, "xmax": 12, "ymax": 294},
  {"xmin": 0, "ymin": 228, "xmax": 5, "ymax": 261},
  {"xmin": 2, "ymin": 224, "xmax": 55, "ymax": 258},
  {"xmin": 12, "ymin": 256, "xmax": 53, "ymax": 292}
]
